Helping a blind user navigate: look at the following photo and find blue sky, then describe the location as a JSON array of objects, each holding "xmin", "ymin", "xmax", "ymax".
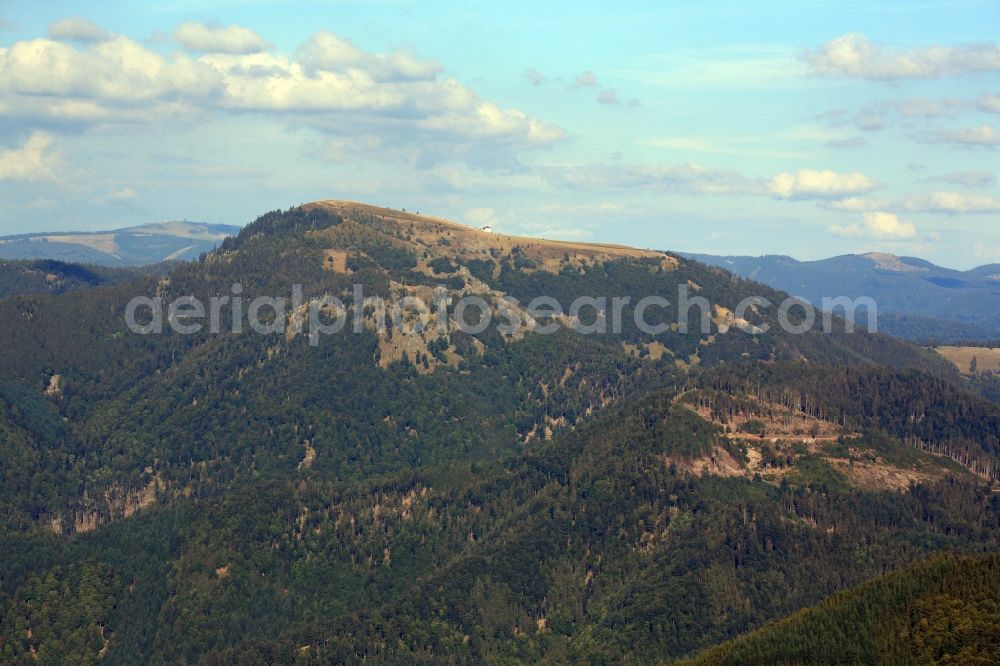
[{"xmin": 1, "ymin": 1, "xmax": 998, "ymax": 268}]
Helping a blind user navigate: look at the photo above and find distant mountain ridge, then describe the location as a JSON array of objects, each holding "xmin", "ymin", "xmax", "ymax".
[
  {"xmin": 683, "ymin": 251, "xmax": 1000, "ymax": 342},
  {"xmin": 0, "ymin": 221, "xmax": 240, "ymax": 266}
]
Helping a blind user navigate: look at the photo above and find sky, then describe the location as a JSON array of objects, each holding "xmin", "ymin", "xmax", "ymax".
[{"xmin": 0, "ymin": 1, "xmax": 998, "ymax": 269}]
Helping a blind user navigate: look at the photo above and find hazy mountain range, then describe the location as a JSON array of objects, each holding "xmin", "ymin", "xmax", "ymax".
[
  {"xmin": 684, "ymin": 251, "xmax": 1000, "ymax": 342},
  {"xmin": 0, "ymin": 221, "xmax": 240, "ymax": 266}
]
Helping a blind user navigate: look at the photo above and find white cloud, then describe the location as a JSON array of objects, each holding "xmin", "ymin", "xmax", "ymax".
[
  {"xmin": 927, "ymin": 170, "xmax": 996, "ymax": 188},
  {"xmin": 0, "ymin": 37, "xmax": 222, "ymax": 108},
  {"xmin": 173, "ymin": 22, "xmax": 270, "ymax": 54},
  {"xmin": 574, "ymin": 70, "xmax": 597, "ymax": 87},
  {"xmin": 854, "ymin": 112, "xmax": 885, "ymax": 131},
  {"xmin": 891, "ymin": 97, "xmax": 963, "ymax": 118},
  {"xmin": 853, "ymin": 97, "xmax": 962, "ymax": 131},
  {"xmin": 295, "ymin": 31, "xmax": 441, "ymax": 81},
  {"xmin": 822, "ymin": 196, "xmax": 884, "ymax": 212},
  {"xmin": 926, "ymin": 124, "xmax": 1000, "ymax": 147},
  {"xmin": 805, "ymin": 33, "xmax": 1000, "ymax": 80},
  {"xmin": 106, "ymin": 187, "xmax": 138, "ymax": 201},
  {"xmin": 0, "ymin": 131, "xmax": 60, "ymax": 181},
  {"xmin": 48, "ymin": 16, "xmax": 110, "ymax": 43},
  {"xmin": 0, "ymin": 26, "xmax": 563, "ymax": 167},
  {"xmin": 547, "ymin": 163, "xmax": 882, "ymax": 202},
  {"xmin": 597, "ymin": 88, "xmax": 620, "ymax": 105},
  {"xmin": 829, "ymin": 211, "xmax": 917, "ymax": 239},
  {"xmin": 91, "ymin": 187, "xmax": 139, "ymax": 205},
  {"xmin": 523, "ymin": 67, "xmax": 546, "ymax": 86},
  {"xmin": 980, "ymin": 94, "xmax": 1000, "ymax": 113},
  {"xmin": 900, "ymin": 191, "xmax": 1000, "ymax": 214},
  {"xmin": 769, "ymin": 169, "xmax": 879, "ymax": 199},
  {"xmin": 863, "ymin": 212, "xmax": 916, "ymax": 240}
]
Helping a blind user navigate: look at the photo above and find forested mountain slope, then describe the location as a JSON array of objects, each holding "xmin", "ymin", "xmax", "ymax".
[
  {"xmin": 680, "ymin": 553, "xmax": 1000, "ymax": 665},
  {"xmin": 0, "ymin": 202, "xmax": 997, "ymax": 663},
  {"xmin": 0, "ymin": 259, "xmax": 142, "ymax": 298}
]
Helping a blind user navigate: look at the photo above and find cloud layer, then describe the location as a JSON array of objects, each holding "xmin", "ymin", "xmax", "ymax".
[
  {"xmin": 48, "ymin": 16, "xmax": 110, "ymax": 43},
  {"xmin": 546, "ymin": 163, "xmax": 887, "ymax": 207},
  {"xmin": 927, "ymin": 170, "xmax": 996, "ymax": 188},
  {"xmin": 173, "ymin": 22, "xmax": 271, "ymax": 54},
  {"xmin": 806, "ymin": 33, "xmax": 1000, "ymax": 80},
  {"xmin": 926, "ymin": 124, "xmax": 1000, "ymax": 147},
  {"xmin": 829, "ymin": 211, "xmax": 917, "ymax": 239},
  {"xmin": 573, "ymin": 71, "xmax": 597, "ymax": 87},
  {"xmin": 769, "ymin": 169, "xmax": 878, "ymax": 199},
  {"xmin": 901, "ymin": 191, "xmax": 1000, "ymax": 214},
  {"xmin": 852, "ymin": 97, "xmax": 962, "ymax": 131},
  {"xmin": 0, "ymin": 21, "xmax": 564, "ymax": 167},
  {"xmin": 0, "ymin": 131, "xmax": 59, "ymax": 181}
]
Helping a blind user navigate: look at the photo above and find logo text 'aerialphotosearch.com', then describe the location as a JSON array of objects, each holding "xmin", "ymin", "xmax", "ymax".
[{"xmin": 124, "ymin": 284, "xmax": 878, "ymax": 345}]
